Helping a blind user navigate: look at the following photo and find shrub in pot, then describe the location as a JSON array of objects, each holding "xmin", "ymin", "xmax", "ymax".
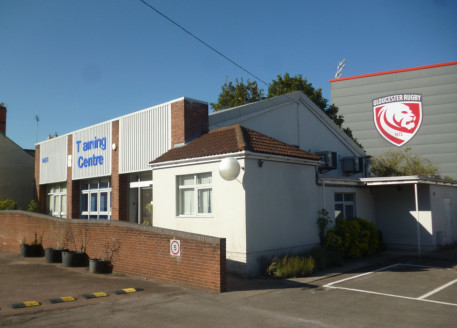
[
  {"xmin": 90, "ymin": 238, "xmax": 120, "ymax": 274},
  {"xmin": 45, "ymin": 237, "xmax": 68, "ymax": 263},
  {"xmin": 20, "ymin": 232, "xmax": 44, "ymax": 258},
  {"xmin": 61, "ymin": 224, "xmax": 88, "ymax": 267}
]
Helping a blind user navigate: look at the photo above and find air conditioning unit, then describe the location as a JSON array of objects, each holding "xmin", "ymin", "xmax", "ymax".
[
  {"xmin": 342, "ymin": 156, "xmax": 363, "ymax": 174},
  {"xmin": 316, "ymin": 151, "xmax": 337, "ymax": 171}
]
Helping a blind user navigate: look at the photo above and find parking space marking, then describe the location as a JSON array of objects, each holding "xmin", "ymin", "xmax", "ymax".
[
  {"xmin": 418, "ymin": 278, "xmax": 457, "ymax": 299},
  {"xmin": 324, "ymin": 263, "xmax": 457, "ymax": 308}
]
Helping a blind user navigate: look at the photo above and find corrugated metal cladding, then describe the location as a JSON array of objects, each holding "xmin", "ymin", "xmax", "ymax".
[
  {"xmin": 39, "ymin": 136, "xmax": 68, "ymax": 185},
  {"xmin": 119, "ymin": 103, "xmax": 171, "ymax": 174},
  {"xmin": 72, "ymin": 122, "xmax": 112, "ymax": 180},
  {"xmin": 331, "ymin": 63, "xmax": 457, "ymax": 179}
]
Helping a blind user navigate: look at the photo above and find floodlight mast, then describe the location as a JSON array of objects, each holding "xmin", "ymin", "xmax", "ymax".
[
  {"xmin": 35, "ymin": 115, "xmax": 39, "ymax": 144},
  {"xmin": 335, "ymin": 58, "xmax": 346, "ymax": 79}
]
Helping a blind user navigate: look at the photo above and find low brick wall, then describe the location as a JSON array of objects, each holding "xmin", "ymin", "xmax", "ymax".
[{"xmin": 0, "ymin": 211, "xmax": 226, "ymax": 292}]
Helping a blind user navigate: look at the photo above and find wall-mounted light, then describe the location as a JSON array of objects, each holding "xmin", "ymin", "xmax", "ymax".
[
  {"xmin": 257, "ymin": 159, "xmax": 264, "ymax": 168},
  {"xmin": 219, "ymin": 157, "xmax": 240, "ymax": 181},
  {"xmin": 112, "ymin": 143, "xmax": 117, "ymax": 151}
]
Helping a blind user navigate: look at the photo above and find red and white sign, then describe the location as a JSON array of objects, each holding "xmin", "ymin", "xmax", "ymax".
[
  {"xmin": 170, "ymin": 240, "xmax": 181, "ymax": 256},
  {"xmin": 373, "ymin": 94, "xmax": 422, "ymax": 146}
]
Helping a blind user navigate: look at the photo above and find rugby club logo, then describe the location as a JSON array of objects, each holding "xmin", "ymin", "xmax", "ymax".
[{"xmin": 373, "ymin": 94, "xmax": 422, "ymax": 146}]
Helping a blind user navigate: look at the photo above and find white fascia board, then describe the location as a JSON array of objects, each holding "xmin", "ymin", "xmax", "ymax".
[
  {"xmin": 243, "ymin": 151, "xmax": 321, "ymax": 166},
  {"xmin": 360, "ymin": 176, "xmax": 457, "ymax": 187},
  {"xmin": 150, "ymin": 150, "xmax": 321, "ymax": 170},
  {"xmin": 130, "ymin": 181, "xmax": 153, "ymax": 188},
  {"xmin": 150, "ymin": 152, "xmax": 246, "ymax": 170},
  {"xmin": 321, "ymin": 178, "xmax": 365, "ymax": 187}
]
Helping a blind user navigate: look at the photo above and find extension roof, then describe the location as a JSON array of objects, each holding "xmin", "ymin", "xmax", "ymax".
[{"xmin": 150, "ymin": 124, "xmax": 321, "ymax": 165}]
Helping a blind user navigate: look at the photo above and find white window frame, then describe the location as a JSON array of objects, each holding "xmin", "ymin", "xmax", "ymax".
[
  {"xmin": 177, "ymin": 172, "xmax": 212, "ymax": 217},
  {"xmin": 47, "ymin": 183, "xmax": 67, "ymax": 218},
  {"xmin": 334, "ymin": 192, "xmax": 356, "ymax": 221},
  {"xmin": 81, "ymin": 179, "xmax": 111, "ymax": 220}
]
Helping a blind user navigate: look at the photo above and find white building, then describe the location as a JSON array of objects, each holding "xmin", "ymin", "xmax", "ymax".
[{"xmin": 34, "ymin": 91, "xmax": 457, "ymax": 276}]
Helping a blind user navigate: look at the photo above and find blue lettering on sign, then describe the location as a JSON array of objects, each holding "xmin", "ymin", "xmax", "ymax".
[
  {"xmin": 42, "ymin": 157, "xmax": 49, "ymax": 164},
  {"xmin": 75, "ymin": 136, "xmax": 107, "ymax": 169}
]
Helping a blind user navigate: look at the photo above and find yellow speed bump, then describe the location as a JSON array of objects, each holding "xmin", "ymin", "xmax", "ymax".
[
  {"xmin": 49, "ymin": 296, "xmax": 77, "ymax": 304},
  {"xmin": 9, "ymin": 301, "xmax": 41, "ymax": 309},
  {"xmin": 82, "ymin": 292, "xmax": 109, "ymax": 299},
  {"xmin": 114, "ymin": 287, "xmax": 144, "ymax": 295}
]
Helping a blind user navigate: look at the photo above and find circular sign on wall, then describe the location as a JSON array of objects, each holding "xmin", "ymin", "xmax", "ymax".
[{"xmin": 170, "ymin": 240, "xmax": 181, "ymax": 257}]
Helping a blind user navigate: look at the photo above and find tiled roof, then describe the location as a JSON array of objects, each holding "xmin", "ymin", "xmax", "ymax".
[{"xmin": 150, "ymin": 124, "xmax": 321, "ymax": 164}]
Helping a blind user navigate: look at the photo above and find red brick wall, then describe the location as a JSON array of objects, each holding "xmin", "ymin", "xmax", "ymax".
[
  {"xmin": 171, "ymin": 99, "xmax": 208, "ymax": 148},
  {"xmin": 66, "ymin": 135, "xmax": 80, "ymax": 219},
  {"xmin": 0, "ymin": 211, "xmax": 226, "ymax": 292},
  {"xmin": 111, "ymin": 120, "xmax": 127, "ymax": 221},
  {"xmin": 34, "ymin": 144, "xmax": 47, "ymax": 214}
]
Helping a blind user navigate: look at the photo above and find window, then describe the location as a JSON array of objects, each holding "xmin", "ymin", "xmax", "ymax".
[
  {"xmin": 177, "ymin": 173, "xmax": 212, "ymax": 216},
  {"xmin": 334, "ymin": 193, "xmax": 355, "ymax": 221},
  {"xmin": 47, "ymin": 183, "xmax": 67, "ymax": 218},
  {"xmin": 81, "ymin": 179, "xmax": 111, "ymax": 220}
]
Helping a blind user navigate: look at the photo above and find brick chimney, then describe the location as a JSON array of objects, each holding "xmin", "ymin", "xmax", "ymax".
[
  {"xmin": 170, "ymin": 98, "xmax": 208, "ymax": 148},
  {"xmin": 0, "ymin": 103, "xmax": 6, "ymax": 135}
]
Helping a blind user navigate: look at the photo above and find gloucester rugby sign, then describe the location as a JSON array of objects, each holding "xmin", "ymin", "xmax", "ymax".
[{"xmin": 373, "ymin": 94, "xmax": 422, "ymax": 146}]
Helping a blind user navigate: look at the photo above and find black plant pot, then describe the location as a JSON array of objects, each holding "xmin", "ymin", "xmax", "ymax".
[
  {"xmin": 45, "ymin": 248, "xmax": 66, "ymax": 263},
  {"xmin": 62, "ymin": 251, "xmax": 88, "ymax": 267},
  {"xmin": 20, "ymin": 244, "xmax": 44, "ymax": 257},
  {"xmin": 89, "ymin": 259, "xmax": 113, "ymax": 274}
]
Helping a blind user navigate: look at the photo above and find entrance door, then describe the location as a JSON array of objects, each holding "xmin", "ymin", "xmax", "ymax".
[
  {"xmin": 129, "ymin": 181, "xmax": 153, "ymax": 225},
  {"xmin": 444, "ymin": 198, "xmax": 453, "ymax": 243},
  {"xmin": 140, "ymin": 187, "xmax": 153, "ymax": 225}
]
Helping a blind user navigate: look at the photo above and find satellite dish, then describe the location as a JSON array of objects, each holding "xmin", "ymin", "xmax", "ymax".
[{"xmin": 219, "ymin": 157, "xmax": 240, "ymax": 181}]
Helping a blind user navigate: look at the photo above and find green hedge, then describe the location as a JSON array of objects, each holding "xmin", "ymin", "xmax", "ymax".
[{"xmin": 325, "ymin": 218, "xmax": 383, "ymax": 259}]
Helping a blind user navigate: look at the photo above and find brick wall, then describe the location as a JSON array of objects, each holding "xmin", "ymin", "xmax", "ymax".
[
  {"xmin": 111, "ymin": 120, "xmax": 128, "ymax": 221},
  {"xmin": 34, "ymin": 144, "xmax": 47, "ymax": 213},
  {"xmin": 171, "ymin": 99, "xmax": 208, "ymax": 148},
  {"xmin": 0, "ymin": 211, "xmax": 226, "ymax": 292}
]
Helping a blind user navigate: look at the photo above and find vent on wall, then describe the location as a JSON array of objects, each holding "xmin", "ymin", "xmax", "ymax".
[
  {"xmin": 342, "ymin": 156, "xmax": 363, "ymax": 174},
  {"xmin": 316, "ymin": 151, "xmax": 337, "ymax": 171}
]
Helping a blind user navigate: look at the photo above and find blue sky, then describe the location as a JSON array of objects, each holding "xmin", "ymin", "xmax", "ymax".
[{"xmin": 1, "ymin": 0, "xmax": 456, "ymax": 150}]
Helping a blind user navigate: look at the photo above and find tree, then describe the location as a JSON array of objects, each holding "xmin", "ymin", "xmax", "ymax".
[
  {"xmin": 369, "ymin": 147, "xmax": 438, "ymax": 177},
  {"xmin": 210, "ymin": 78, "xmax": 264, "ymax": 111}
]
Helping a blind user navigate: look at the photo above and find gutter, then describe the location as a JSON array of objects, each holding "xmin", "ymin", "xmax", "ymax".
[{"xmin": 150, "ymin": 151, "xmax": 321, "ymax": 170}]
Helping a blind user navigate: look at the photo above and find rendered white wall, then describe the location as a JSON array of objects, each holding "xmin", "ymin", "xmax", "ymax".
[
  {"xmin": 210, "ymin": 97, "xmax": 364, "ymax": 178},
  {"xmin": 243, "ymin": 159, "xmax": 320, "ymax": 268},
  {"xmin": 152, "ymin": 159, "xmax": 248, "ymax": 268},
  {"xmin": 372, "ymin": 184, "xmax": 435, "ymax": 250},
  {"xmin": 430, "ymin": 185, "xmax": 457, "ymax": 245},
  {"xmin": 321, "ymin": 185, "xmax": 376, "ymax": 228}
]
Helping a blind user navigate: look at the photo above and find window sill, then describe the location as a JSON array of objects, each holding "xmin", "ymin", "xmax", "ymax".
[{"xmin": 176, "ymin": 214, "xmax": 214, "ymax": 219}]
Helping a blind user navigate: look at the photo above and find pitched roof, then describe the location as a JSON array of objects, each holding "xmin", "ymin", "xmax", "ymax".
[{"xmin": 150, "ymin": 124, "xmax": 321, "ymax": 165}]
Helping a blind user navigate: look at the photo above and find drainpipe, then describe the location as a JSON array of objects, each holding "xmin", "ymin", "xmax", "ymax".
[
  {"xmin": 414, "ymin": 183, "xmax": 421, "ymax": 258},
  {"xmin": 322, "ymin": 179, "xmax": 326, "ymax": 209}
]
